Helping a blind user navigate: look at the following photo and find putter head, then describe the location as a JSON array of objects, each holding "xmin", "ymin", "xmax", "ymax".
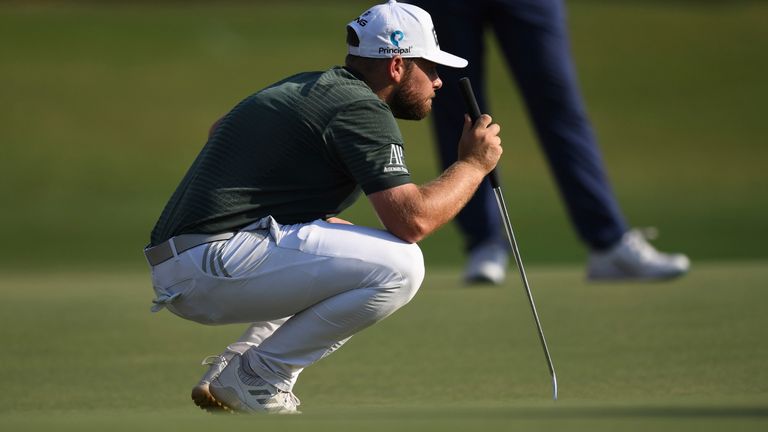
[{"xmin": 553, "ymin": 373, "xmax": 558, "ymax": 401}]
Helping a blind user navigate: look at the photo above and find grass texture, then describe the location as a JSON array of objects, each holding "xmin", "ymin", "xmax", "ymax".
[{"xmin": 0, "ymin": 261, "xmax": 766, "ymax": 430}]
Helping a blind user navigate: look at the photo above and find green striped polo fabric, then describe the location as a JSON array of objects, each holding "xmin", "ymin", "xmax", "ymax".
[{"xmin": 150, "ymin": 67, "xmax": 412, "ymax": 246}]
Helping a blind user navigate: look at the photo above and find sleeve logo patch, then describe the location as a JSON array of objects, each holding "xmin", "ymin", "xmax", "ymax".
[{"xmin": 384, "ymin": 144, "xmax": 409, "ymax": 173}]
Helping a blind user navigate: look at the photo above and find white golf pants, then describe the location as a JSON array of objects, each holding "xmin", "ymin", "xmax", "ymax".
[{"xmin": 148, "ymin": 217, "xmax": 425, "ymax": 392}]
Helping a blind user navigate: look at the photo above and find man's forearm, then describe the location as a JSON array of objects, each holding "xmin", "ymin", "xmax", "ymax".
[
  {"xmin": 416, "ymin": 160, "xmax": 488, "ymax": 231},
  {"xmin": 369, "ymin": 160, "xmax": 488, "ymax": 243}
]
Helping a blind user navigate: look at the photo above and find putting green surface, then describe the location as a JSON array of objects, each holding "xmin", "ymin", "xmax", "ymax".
[{"xmin": 1, "ymin": 261, "xmax": 766, "ymax": 430}]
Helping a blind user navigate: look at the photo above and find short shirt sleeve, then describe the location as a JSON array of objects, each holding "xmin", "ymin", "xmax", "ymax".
[{"xmin": 324, "ymin": 99, "xmax": 412, "ymax": 194}]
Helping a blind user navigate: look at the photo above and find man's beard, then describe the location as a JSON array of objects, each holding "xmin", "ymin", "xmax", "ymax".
[{"xmin": 389, "ymin": 73, "xmax": 432, "ymax": 120}]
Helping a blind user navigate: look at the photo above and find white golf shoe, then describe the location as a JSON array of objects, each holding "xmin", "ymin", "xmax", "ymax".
[
  {"xmin": 209, "ymin": 353, "xmax": 300, "ymax": 414},
  {"xmin": 587, "ymin": 229, "xmax": 690, "ymax": 281},
  {"xmin": 464, "ymin": 240, "xmax": 509, "ymax": 285},
  {"xmin": 191, "ymin": 351, "xmax": 239, "ymax": 412}
]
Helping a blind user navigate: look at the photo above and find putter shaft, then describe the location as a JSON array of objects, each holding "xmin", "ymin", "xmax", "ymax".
[
  {"xmin": 492, "ymin": 187, "xmax": 558, "ymax": 401},
  {"xmin": 459, "ymin": 77, "xmax": 558, "ymax": 401}
]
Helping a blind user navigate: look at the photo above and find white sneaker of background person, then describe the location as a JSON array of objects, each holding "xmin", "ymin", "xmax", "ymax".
[
  {"xmin": 587, "ymin": 228, "xmax": 690, "ymax": 281},
  {"xmin": 464, "ymin": 240, "xmax": 509, "ymax": 284},
  {"xmin": 191, "ymin": 342, "xmax": 255, "ymax": 412},
  {"xmin": 465, "ymin": 228, "xmax": 690, "ymax": 284},
  {"xmin": 209, "ymin": 353, "xmax": 300, "ymax": 414}
]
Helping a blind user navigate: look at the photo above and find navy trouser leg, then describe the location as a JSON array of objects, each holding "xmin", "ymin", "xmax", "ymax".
[
  {"xmin": 417, "ymin": 0, "xmax": 505, "ymax": 252},
  {"xmin": 489, "ymin": 0, "xmax": 627, "ymax": 249},
  {"xmin": 416, "ymin": 0, "xmax": 628, "ymax": 251}
]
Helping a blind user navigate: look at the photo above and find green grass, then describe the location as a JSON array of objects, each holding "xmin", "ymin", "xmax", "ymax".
[
  {"xmin": 1, "ymin": 261, "xmax": 766, "ymax": 430},
  {"xmin": 1, "ymin": 1, "xmax": 766, "ymax": 270}
]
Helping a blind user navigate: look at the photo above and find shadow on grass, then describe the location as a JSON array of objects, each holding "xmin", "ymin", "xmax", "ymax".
[{"xmin": 303, "ymin": 404, "xmax": 768, "ymax": 420}]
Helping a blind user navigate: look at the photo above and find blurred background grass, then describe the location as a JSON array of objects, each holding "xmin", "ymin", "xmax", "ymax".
[{"xmin": 1, "ymin": 0, "xmax": 767, "ymax": 271}]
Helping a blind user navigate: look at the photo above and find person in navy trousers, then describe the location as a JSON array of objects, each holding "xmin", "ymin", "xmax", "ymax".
[{"xmin": 411, "ymin": 0, "xmax": 689, "ymax": 283}]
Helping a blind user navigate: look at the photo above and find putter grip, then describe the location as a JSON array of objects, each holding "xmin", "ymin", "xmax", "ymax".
[{"xmin": 458, "ymin": 77, "xmax": 501, "ymax": 189}]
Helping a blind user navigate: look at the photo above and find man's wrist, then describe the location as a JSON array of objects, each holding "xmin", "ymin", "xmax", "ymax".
[{"xmin": 453, "ymin": 159, "xmax": 489, "ymax": 181}]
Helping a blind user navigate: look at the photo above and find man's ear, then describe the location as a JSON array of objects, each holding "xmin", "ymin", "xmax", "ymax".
[{"xmin": 387, "ymin": 55, "xmax": 407, "ymax": 84}]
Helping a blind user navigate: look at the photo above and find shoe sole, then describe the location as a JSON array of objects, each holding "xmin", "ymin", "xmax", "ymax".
[{"xmin": 191, "ymin": 383, "xmax": 234, "ymax": 414}]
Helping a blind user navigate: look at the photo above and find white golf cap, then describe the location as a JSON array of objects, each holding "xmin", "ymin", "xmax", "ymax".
[{"xmin": 347, "ymin": 0, "xmax": 468, "ymax": 68}]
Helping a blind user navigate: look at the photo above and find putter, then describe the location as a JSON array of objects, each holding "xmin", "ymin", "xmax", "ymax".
[{"xmin": 459, "ymin": 77, "xmax": 558, "ymax": 401}]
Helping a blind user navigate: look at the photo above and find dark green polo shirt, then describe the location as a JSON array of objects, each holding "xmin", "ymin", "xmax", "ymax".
[{"xmin": 150, "ymin": 67, "xmax": 412, "ymax": 246}]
